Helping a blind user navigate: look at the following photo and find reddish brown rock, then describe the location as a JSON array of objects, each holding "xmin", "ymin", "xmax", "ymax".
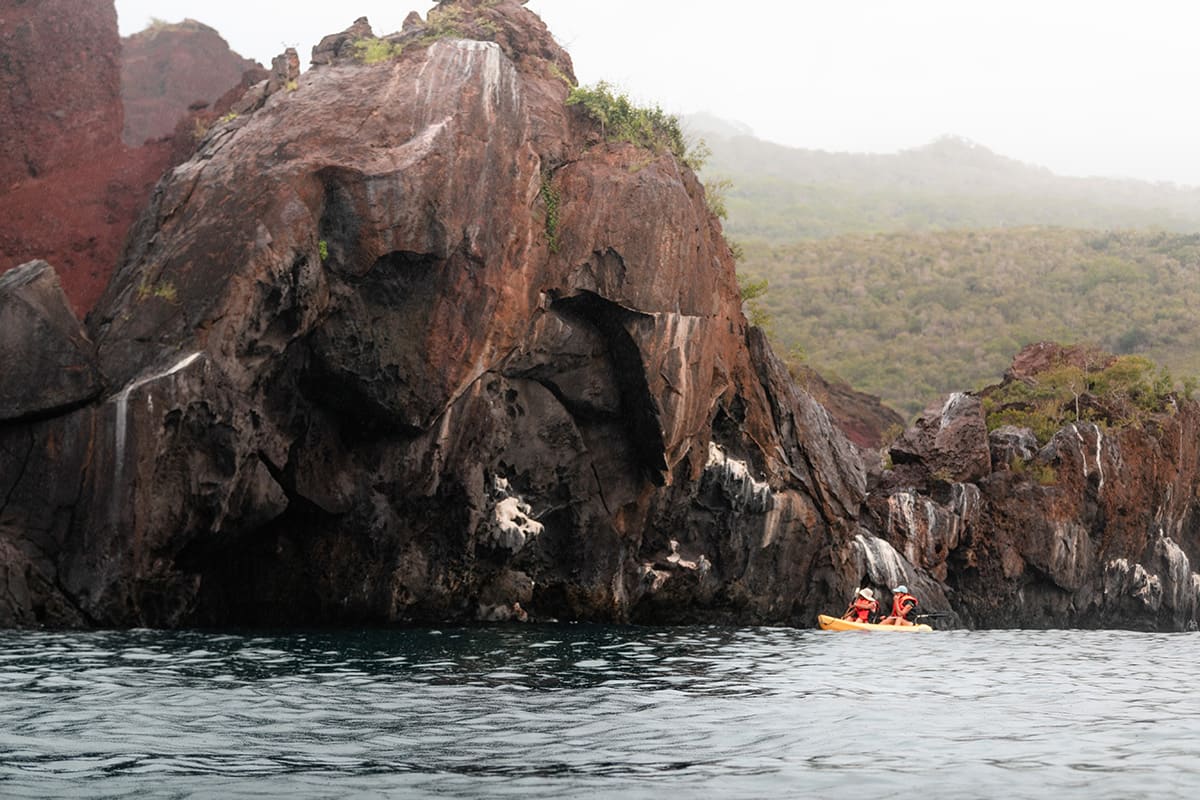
[
  {"xmin": 866, "ymin": 348, "xmax": 1200, "ymax": 630},
  {"xmin": 2, "ymin": 1, "xmax": 875, "ymax": 628},
  {"xmin": 1, "ymin": 2, "xmax": 264, "ymax": 317},
  {"xmin": 792, "ymin": 364, "xmax": 905, "ymax": 449},
  {"xmin": 887, "ymin": 391, "xmax": 991, "ymax": 485},
  {"xmin": 0, "ymin": 140, "xmax": 172, "ymax": 316},
  {"xmin": 120, "ymin": 19, "xmax": 260, "ymax": 145},
  {"xmin": 0, "ymin": 0, "xmax": 122, "ymax": 187}
]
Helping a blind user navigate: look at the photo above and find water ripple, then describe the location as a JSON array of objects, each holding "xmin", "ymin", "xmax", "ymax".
[{"xmin": 1, "ymin": 626, "xmax": 1199, "ymax": 797}]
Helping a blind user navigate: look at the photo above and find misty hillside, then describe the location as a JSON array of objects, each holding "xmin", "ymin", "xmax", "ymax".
[
  {"xmin": 739, "ymin": 228, "xmax": 1200, "ymax": 417},
  {"xmin": 685, "ymin": 115, "xmax": 1200, "ymax": 241}
]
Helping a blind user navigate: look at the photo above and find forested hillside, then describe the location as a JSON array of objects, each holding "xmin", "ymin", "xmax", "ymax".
[
  {"xmin": 685, "ymin": 117, "xmax": 1200, "ymax": 417},
  {"xmin": 739, "ymin": 228, "xmax": 1200, "ymax": 416}
]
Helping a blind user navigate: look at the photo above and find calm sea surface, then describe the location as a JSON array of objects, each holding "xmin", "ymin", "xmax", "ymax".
[{"xmin": 1, "ymin": 624, "xmax": 1198, "ymax": 799}]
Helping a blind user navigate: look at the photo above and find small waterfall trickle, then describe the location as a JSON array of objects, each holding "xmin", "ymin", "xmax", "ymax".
[{"xmin": 109, "ymin": 352, "xmax": 204, "ymax": 522}]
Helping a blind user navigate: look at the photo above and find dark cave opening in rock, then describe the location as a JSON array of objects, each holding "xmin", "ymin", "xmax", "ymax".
[{"xmin": 551, "ymin": 290, "xmax": 668, "ymax": 486}]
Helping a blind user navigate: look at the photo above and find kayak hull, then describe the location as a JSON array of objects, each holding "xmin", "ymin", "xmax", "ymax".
[{"xmin": 818, "ymin": 614, "xmax": 933, "ymax": 632}]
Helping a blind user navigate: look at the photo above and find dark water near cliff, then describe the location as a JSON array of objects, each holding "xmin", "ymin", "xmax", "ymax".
[{"xmin": 2, "ymin": 625, "xmax": 1198, "ymax": 799}]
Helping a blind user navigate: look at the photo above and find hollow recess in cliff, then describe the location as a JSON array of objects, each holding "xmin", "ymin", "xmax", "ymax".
[{"xmin": 551, "ymin": 290, "xmax": 668, "ymax": 486}]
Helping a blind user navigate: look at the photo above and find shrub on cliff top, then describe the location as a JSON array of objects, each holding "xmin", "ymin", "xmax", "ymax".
[
  {"xmin": 982, "ymin": 352, "xmax": 1181, "ymax": 443},
  {"xmin": 352, "ymin": 38, "xmax": 404, "ymax": 64},
  {"xmin": 567, "ymin": 82, "xmax": 706, "ymax": 170}
]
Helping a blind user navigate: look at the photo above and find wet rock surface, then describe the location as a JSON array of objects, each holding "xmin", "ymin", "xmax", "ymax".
[
  {"xmin": 4, "ymin": 5, "xmax": 1200, "ymax": 631},
  {"xmin": 1, "ymin": 1, "xmax": 871, "ymax": 628}
]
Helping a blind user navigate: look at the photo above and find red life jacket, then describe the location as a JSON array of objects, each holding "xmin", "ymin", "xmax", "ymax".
[
  {"xmin": 849, "ymin": 596, "xmax": 878, "ymax": 622},
  {"xmin": 891, "ymin": 592, "xmax": 917, "ymax": 619}
]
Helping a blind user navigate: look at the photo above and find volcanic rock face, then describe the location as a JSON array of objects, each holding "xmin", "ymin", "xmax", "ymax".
[
  {"xmin": 5, "ymin": 3, "xmax": 1200, "ymax": 632},
  {"xmin": 120, "ymin": 19, "xmax": 261, "ymax": 145},
  {"xmin": 1, "ymin": 1, "xmax": 873, "ymax": 628},
  {"xmin": 866, "ymin": 342, "xmax": 1200, "ymax": 630},
  {"xmin": 0, "ymin": 1, "xmax": 161, "ymax": 315},
  {"xmin": 0, "ymin": 0, "xmax": 122, "ymax": 186}
]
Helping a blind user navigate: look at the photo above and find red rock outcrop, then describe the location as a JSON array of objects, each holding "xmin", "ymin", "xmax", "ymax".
[
  {"xmin": 120, "ymin": 19, "xmax": 260, "ymax": 145},
  {"xmin": 0, "ymin": 0, "xmax": 122, "ymax": 187},
  {"xmin": 865, "ymin": 342, "xmax": 1200, "ymax": 630},
  {"xmin": 0, "ymin": 1, "xmax": 875, "ymax": 628},
  {"xmin": 0, "ymin": 2, "xmax": 264, "ymax": 317}
]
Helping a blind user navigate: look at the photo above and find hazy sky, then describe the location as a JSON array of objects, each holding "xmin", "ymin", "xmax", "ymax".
[{"xmin": 114, "ymin": 1, "xmax": 1200, "ymax": 186}]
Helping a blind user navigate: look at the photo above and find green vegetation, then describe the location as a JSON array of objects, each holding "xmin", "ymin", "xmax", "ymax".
[
  {"xmin": 983, "ymin": 353, "xmax": 1179, "ymax": 444},
  {"xmin": 566, "ymin": 82, "xmax": 706, "ymax": 170},
  {"xmin": 737, "ymin": 228, "xmax": 1200, "ymax": 417},
  {"xmin": 219, "ymin": 111, "xmax": 239, "ymax": 124},
  {"xmin": 318, "ymin": 239, "xmax": 329, "ymax": 262},
  {"xmin": 1010, "ymin": 457, "xmax": 1058, "ymax": 485},
  {"xmin": 737, "ymin": 274, "xmax": 770, "ymax": 328},
  {"xmin": 136, "ymin": 280, "xmax": 178, "ymax": 303},
  {"xmin": 548, "ymin": 63, "xmax": 575, "ymax": 88},
  {"xmin": 352, "ymin": 38, "xmax": 404, "ymax": 64},
  {"xmin": 704, "ymin": 177, "xmax": 732, "ymax": 220},
  {"xmin": 539, "ymin": 173, "xmax": 561, "ymax": 254}
]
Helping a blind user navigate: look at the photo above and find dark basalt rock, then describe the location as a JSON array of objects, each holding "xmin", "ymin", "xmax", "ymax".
[{"xmin": 0, "ymin": 261, "xmax": 102, "ymax": 421}]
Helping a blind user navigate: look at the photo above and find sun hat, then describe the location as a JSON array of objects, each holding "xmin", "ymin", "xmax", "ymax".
[
  {"xmin": 892, "ymin": 585, "xmax": 908, "ymax": 594},
  {"xmin": 857, "ymin": 587, "xmax": 875, "ymax": 600}
]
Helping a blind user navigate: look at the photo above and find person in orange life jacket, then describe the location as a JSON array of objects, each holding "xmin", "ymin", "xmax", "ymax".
[
  {"xmin": 841, "ymin": 587, "xmax": 879, "ymax": 623},
  {"xmin": 877, "ymin": 585, "xmax": 918, "ymax": 626}
]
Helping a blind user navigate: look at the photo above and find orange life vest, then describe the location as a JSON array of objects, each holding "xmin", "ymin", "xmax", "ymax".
[
  {"xmin": 845, "ymin": 596, "xmax": 878, "ymax": 622},
  {"xmin": 891, "ymin": 592, "xmax": 917, "ymax": 619}
]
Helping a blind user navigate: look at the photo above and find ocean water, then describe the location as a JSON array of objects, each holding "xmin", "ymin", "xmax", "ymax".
[{"xmin": 1, "ymin": 624, "xmax": 1197, "ymax": 799}]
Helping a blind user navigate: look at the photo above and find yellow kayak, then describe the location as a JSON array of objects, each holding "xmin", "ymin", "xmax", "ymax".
[{"xmin": 818, "ymin": 614, "xmax": 933, "ymax": 632}]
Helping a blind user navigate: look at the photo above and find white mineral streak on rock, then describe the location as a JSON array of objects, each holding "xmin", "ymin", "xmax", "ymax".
[
  {"xmin": 418, "ymin": 40, "xmax": 519, "ymax": 125},
  {"xmin": 704, "ymin": 442, "xmax": 772, "ymax": 513},
  {"xmin": 1156, "ymin": 531, "xmax": 1197, "ymax": 610},
  {"xmin": 1105, "ymin": 557, "xmax": 1164, "ymax": 610},
  {"xmin": 1070, "ymin": 423, "xmax": 1089, "ymax": 482},
  {"xmin": 948, "ymin": 482, "xmax": 980, "ymax": 551},
  {"xmin": 1049, "ymin": 521, "xmax": 1090, "ymax": 585},
  {"xmin": 656, "ymin": 313, "xmax": 702, "ymax": 453},
  {"xmin": 110, "ymin": 352, "xmax": 204, "ymax": 520},
  {"xmin": 488, "ymin": 475, "xmax": 543, "ymax": 553},
  {"xmin": 1070, "ymin": 422, "xmax": 1105, "ymax": 492},
  {"xmin": 940, "ymin": 391, "xmax": 967, "ymax": 429},
  {"xmin": 853, "ymin": 533, "xmax": 913, "ymax": 592},
  {"xmin": 887, "ymin": 491, "xmax": 920, "ymax": 563}
]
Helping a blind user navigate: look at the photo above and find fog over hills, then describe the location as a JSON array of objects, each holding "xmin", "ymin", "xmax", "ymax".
[{"xmin": 685, "ymin": 114, "xmax": 1200, "ymax": 241}]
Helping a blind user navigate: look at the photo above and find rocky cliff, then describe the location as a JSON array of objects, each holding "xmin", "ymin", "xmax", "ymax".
[
  {"xmin": 0, "ymin": 0, "xmax": 172, "ymax": 316},
  {"xmin": 120, "ymin": 19, "xmax": 261, "ymax": 145},
  {"xmin": 867, "ymin": 343, "xmax": 1200, "ymax": 630},
  {"xmin": 3, "ymin": 1, "xmax": 1199, "ymax": 632},
  {"xmin": 0, "ymin": 1, "xmax": 264, "ymax": 317},
  {"xmin": 1, "ymin": 1, "xmax": 873, "ymax": 628}
]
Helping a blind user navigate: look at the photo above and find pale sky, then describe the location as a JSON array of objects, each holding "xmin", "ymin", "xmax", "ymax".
[{"xmin": 114, "ymin": 1, "xmax": 1200, "ymax": 186}]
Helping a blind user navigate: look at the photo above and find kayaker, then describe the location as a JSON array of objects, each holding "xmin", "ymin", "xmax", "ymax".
[
  {"xmin": 877, "ymin": 585, "xmax": 918, "ymax": 626},
  {"xmin": 841, "ymin": 587, "xmax": 879, "ymax": 623}
]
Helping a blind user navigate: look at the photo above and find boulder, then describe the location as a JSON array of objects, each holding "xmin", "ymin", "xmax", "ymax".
[{"xmin": 0, "ymin": 261, "xmax": 101, "ymax": 421}]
